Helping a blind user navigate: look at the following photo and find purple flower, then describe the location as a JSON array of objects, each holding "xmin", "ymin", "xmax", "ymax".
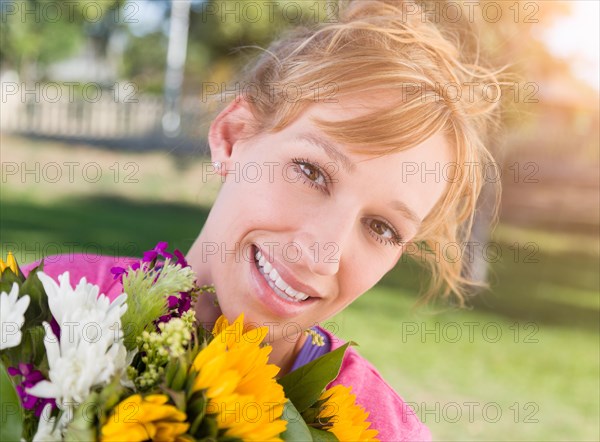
[
  {"xmin": 8, "ymin": 363, "xmax": 57, "ymax": 417},
  {"xmin": 167, "ymin": 295, "xmax": 179, "ymax": 309},
  {"xmin": 113, "ymin": 241, "xmax": 195, "ymax": 327},
  {"xmin": 110, "ymin": 262, "xmax": 140, "ymax": 283},
  {"xmin": 173, "ymin": 249, "xmax": 188, "ymax": 267},
  {"xmin": 110, "ymin": 266, "xmax": 126, "ymax": 281},
  {"xmin": 143, "ymin": 242, "xmax": 173, "ymax": 263},
  {"xmin": 158, "ymin": 314, "xmax": 172, "ymax": 324},
  {"xmin": 154, "ymin": 288, "xmax": 194, "ymax": 326},
  {"xmin": 177, "ymin": 295, "xmax": 192, "ymax": 315}
]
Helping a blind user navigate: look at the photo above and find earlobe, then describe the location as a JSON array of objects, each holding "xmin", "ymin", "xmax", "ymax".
[{"xmin": 207, "ymin": 96, "xmax": 256, "ymax": 164}]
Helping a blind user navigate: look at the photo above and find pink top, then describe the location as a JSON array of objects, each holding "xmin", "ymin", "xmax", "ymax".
[{"xmin": 21, "ymin": 254, "xmax": 431, "ymax": 441}]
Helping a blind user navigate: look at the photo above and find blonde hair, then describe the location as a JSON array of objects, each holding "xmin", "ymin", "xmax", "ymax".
[{"xmin": 212, "ymin": 0, "xmax": 506, "ymax": 307}]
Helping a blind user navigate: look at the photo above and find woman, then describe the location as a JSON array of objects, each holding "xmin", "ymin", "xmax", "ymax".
[{"xmin": 22, "ymin": 1, "xmax": 503, "ymax": 439}]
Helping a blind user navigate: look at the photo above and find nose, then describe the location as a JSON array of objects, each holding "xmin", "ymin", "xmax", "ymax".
[{"xmin": 293, "ymin": 215, "xmax": 355, "ymax": 276}]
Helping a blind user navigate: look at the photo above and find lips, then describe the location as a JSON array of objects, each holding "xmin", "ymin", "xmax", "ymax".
[
  {"xmin": 254, "ymin": 251, "xmax": 310, "ymax": 303},
  {"xmin": 248, "ymin": 244, "xmax": 320, "ymax": 319},
  {"xmin": 252, "ymin": 245, "xmax": 323, "ymax": 299}
]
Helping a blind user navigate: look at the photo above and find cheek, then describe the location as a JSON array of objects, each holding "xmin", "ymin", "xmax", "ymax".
[
  {"xmin": 336, "ymin": 258, "xmax": 386, "ymax": 307},
  {"xmin": 241, "ymin": 166, "xmax": 316, "ymax": 221},
  {"xmin": 219, "ymin": 172, "xmax": 281, "ymax": 215},
  {"xmin": 214, "ymin": 167, "xmax": 306, "ymax": 243}
]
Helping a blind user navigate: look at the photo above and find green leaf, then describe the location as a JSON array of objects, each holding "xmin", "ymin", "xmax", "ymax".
[
  {"xmin": 0, "ymin": 362, "xmax": 23, "ymax": 442},
  {"xmin": 168, "ymin": 358, "xmax": 189, "ymax": 391},
  {"xmin": 20, "ymin": 263, "xmax": 51, "ymax": 327},
  {"xmin": 64, "ymin": 392, "xmax": 99, "ymax": 442},
  {"xmin": 213, "ymin": 436, "xmax": 244, "ymax": 442},
  {"xmin": 0, "ymin": 268, "xmax": 20, "ymax": 293},
  {"xmin": 187, "ymin": 391, "xmax": 207, "ymax": 435},
  {"xmin": 165, "ymin": 357, "xmax": 179, "ymax": 387},
  {"xmin": 308, "ymin": 427, "xmax": 339, "ymax": 441},
  {"xmin": 2, "ymin": 325, "xmax": 48, "ymax": 372},
  {"xmin": 163, "ymin": 388, "xmax": 187, "ymax": 412},
  {"xmin": 192, "ymin": 414, "xmax": 218, "ymax": 438},
  {"xmin": 97, "ymin": 376, "xmax": 128, "ymax": 415},
  {"xmin": 278, "ymin": 342, "xmax": 353, "ymax": 413},
  {"xmin": 280, "ymin": 401, "xmax": 312, "ymax": 441}
]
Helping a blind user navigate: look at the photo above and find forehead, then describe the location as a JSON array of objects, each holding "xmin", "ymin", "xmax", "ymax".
[
  {"xmin": 292, "ymin": 93, "xmax": 455, "ymax": 171},
  {"xmin": 307, "ymin": 91, "xmax": 401, "ymax": 121},
  {"xmin": 276, "ymin": 97, "xmax": 454, "ymax": 225}
]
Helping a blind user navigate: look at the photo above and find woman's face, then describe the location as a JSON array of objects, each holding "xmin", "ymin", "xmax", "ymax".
[{"xmin": 189, "ymin": 95, "xmax": 453, "ymax": 341}]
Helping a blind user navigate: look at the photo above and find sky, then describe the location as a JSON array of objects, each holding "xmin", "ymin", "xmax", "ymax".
[
  {"xmin": 539, "ymin": 0, "xmax": 600, "ymax": 90},
  {"xmin": 124, "ymin": 0, "xmax": 600, "ymax": 91}
]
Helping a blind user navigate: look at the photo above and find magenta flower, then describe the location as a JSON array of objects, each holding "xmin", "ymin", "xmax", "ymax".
[
  {"xmin": 110, "ymin": 261, "xmax": 140, "ymax": 282},
  {"xmin": 112, "ymin": 243, "xmax": 188, "ymax": 283},
  {"xmin": 173, "ymin": 249, "xmax": 188, "ymax": 267},
  {"xmin": 8, "ymin": 363, "xmax": 57, "ymax": 417},
  {"xmin": 113, "ymin": 241, "xmax": 195, "ymax": 326},
  {"xmin": 143, "ymin": 241, "xmax": 173, "ymax": 263}
]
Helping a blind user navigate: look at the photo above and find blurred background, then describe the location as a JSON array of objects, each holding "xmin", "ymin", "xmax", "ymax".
[{"xmin": 1, "ymin": 0, "xmax": 598, "ymax": 440}]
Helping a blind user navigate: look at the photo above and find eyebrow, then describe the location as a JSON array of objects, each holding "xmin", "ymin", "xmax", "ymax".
[
  {"xmin": 294, "ymin": 133, "xmax": 356, "ymax": 174},
  {"xmin": 389, "ymin": 200, "xmax": 422, "ymax": 228},
  {"xmin": 294, "ymin": 132, "xmax": 422, "ymax": 229}
]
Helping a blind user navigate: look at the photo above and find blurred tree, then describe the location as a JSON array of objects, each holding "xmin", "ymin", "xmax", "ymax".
[
  {"xmin": 0, "ymin": 0, "xmax": 124, "ymax": 81},
  {"xmin": 119, "ymin": 0, "xmax": 334, "ymax": 92},
  {"xmin": 119, "ymin": 0, "xmax": 170, "ymax": 91},
  {"xmin": 410, "ymin": 1, "xmax": 581, "ymax": 295},
  {"xmin": 121, "ymin": 30, "xmax": 168, "ymax": 93}
]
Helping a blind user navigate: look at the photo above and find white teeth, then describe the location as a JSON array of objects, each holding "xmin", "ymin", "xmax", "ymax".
[
  {"xmin": 274, "ymin": 276, "xmax": 287, "ymax": 290},
  {"xmin": 284, "ymin": 285, "xmax": 299, "ymax": 297},
  {"xmin": 262, "ymin": 257, "xmax": 272, "ymax": 273},
  {"xmin": 254, "ymin": 247, "xmax": 309, "ymax": 301}
]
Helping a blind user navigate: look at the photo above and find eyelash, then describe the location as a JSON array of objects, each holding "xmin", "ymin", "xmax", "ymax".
[{"xmin": 291, "ymin": 157, "xmax": 404, "ymax": 247}]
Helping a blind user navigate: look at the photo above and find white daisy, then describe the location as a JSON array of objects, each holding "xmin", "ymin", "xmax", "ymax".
[
  {"xmin": 0, "ymin": 282, "xmax": 30, "ymax": 350},
  {"xmin": 26, "ymin": 272, "xmax": 129, "ymax": 412},
  {"xmin": 36, "ymin": 271, "xmax": 127, "ymax": 335},
  {"xmin": 32, "ymin": 404, "xmax": 64, "ymax": 442},
  {"xmin": 27, "ymin": 322, "xmax": 128, "ymax": 410}
]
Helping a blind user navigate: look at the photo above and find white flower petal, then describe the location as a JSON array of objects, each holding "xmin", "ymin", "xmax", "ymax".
[
  {"xmin": 14, "ymin": 295, "xmax": 31, "ymax": 316},
  {"xmin": 25, "ymin": 274, "xmax": 129, "ymax": 412},
  {"xmin": 0, "ymin": 283, "xmax": 30, "ymax": 350},
  {"xmin": 42, "ymin": 322, "xmax": 61, "ymax": 367},
  {"xmin": 25, "ymin": 380, "xmax": 59, "ymax": 399},
  {"xmin": 32, "ymin": 404, "xmax": 62, "ymax": 442}
]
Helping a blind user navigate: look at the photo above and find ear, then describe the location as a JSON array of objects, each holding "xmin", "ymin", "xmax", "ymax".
[{"xmin": 207, "ymin": 96, "xmax": 257, "ymax": 164}]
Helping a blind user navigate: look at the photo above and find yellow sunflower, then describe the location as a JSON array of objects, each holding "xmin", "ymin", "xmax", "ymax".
[
  {"xmin": 191, "ymin": 313, "xmax": 287, "ymax": 441},
  {"xmin": 316, "ymin": 385, "xmax": 379, "ymax": 441},
  {"xmin": 0, "ymin": 251, "xmax": 18, "ymax": 273},
  {"xmin": 101, "ymin": 394, "xmax": 189, "ymax": 442}
]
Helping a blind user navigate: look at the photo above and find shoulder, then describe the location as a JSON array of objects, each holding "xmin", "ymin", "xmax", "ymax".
[
  {"xmin": 21, "ymin": 253, "xmax": 139, "ymax": 302},
  {"xmin": 317, "ymin": 326, "xmax": 431, "ymax": 442}
]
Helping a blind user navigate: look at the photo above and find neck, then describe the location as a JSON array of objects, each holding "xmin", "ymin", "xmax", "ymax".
[{"xmin": 269, "ymin": 332, "xmax": 308, "ymax": 377}]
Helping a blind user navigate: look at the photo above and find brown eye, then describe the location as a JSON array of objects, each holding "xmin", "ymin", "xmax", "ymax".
[
  {"xmin": 364, "ymin": 219, "xmax": 403, "ymax": 247},
  {"xmin": 291, "ymin": 158, "xmax": 331, "ymax": 194},
  {"xmin": 298, "ymin": 163, "xmax": 325, "ymax": 185},
  {"xmin": 371, "ymin": 220, "xmax": 387, "ymax": 236}
]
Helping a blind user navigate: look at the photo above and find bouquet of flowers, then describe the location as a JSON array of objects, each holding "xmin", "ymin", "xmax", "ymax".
[{"xmin": 0, "ymin": 243, "xmax": 379, "ymax": 441}]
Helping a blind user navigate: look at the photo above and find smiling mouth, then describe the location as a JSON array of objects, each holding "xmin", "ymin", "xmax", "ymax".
[{"xmin": 252, "ymin": 245, "xmax": 311, "ymax": 303}]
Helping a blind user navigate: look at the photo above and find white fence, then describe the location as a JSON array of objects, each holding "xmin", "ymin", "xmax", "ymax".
[{"xmin": 0, "ymin": 83, "xmax": 206, "ymax": 144}]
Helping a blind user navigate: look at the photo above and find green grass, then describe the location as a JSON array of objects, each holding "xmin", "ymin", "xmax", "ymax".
[
  {"xmin": 327, "ymin": 286, "xmax": 599, "ymax": 440},
  {"xmin": 1, "ymin": 195, "xmax": 209, "ymax": 259},
  {"xmin": 2, "ymin": 137, "xmax": 598, "ymax": 440}
]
